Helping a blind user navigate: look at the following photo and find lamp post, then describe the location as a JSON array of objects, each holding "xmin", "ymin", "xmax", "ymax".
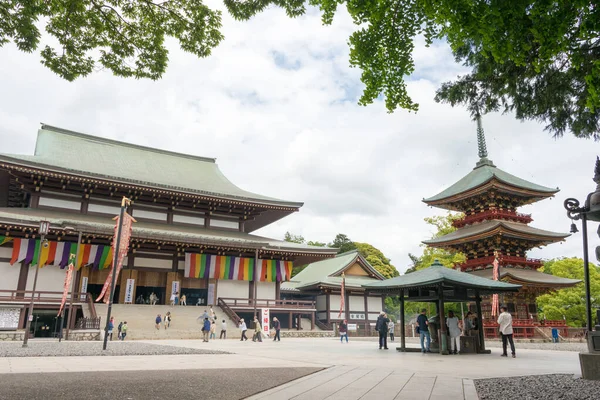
[{"xmin": 22, "ymin": 220, "xmax": 50, "ymax": 347}]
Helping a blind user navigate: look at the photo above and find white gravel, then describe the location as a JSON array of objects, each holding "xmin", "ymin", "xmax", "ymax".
[
  {"xmin": 475, "ymin": 374, "xmax": 600, "ymax": 400},
  {"xmin": 0, "ymin": 341, "xmax": 230, "ymax": 357}
]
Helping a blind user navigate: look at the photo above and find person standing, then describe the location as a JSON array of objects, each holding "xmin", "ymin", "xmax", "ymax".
[
  {"xmin": 180, "ymin": 294, "xmax": 187, "ymax": 306},
  {"xmin": 117, "ymin": 321, "xmax": 123, "ymax": 340},
  {"xmin": 164, "ymin": 312, "xmax": 171, "ymax": 329},
  {"xmin": 253, "ymin": 316, "xmax": 262, "ymax": 342},
  {"xmin": 107, "ymin": 317, "xmax": 115, "ymax": 341},
  {"xmin": 170, "ymin": 292, "xmax": 177, "ymax": 306},
  {"xmin": 209, "ymin": 319, "xmax": 216, "ymax": 340},
  {"xmin": 417, "ymin": 308, "xmax": 431, "ymax": 353},
  {"xmin": 202, "ymin": 317, "xmax": 211, "ymax": 342},
  {"xmin": 239, "ymin": 318, "xmax": 248, "ymax": 341},
  {"xmin": 376, "ymin": 312, "xmax": 390, "ymax": 350},
  {"xmin": 339, "ymin": 319, "xmax": 348, "ymax": 343},
  {"xmin": 446, "ymin": 310, "xmax": 461, "ymax": 355},
  {"xmin": 197, "ymin": 310, "xmax": 209, "ymax": 323},
  {"xmin": 121, "ymin": 321, "xmax": 128, "ymax": 340},
  {"xmin": 272, "ymin": 317, "xmax": 281, "ymax": 342},
  {"xmin": 220, "ymin": 319, "xmax": 227, "ymax": 339},
  {"xmin": 388, "ymin": 320, "xmax": 395, "ymax": 342},
  {"xmin": 498, "ymin": 306, "xmax": 516, "ymax": 358},
  {"xmin": 155, "ymin": 314, "xmax": 162, "ymax": 330},
  {"xmin": 463, "ymin": 311, "xmax": 474, "ymax": 336}
]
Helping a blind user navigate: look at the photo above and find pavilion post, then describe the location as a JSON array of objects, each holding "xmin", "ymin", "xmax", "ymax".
[
  {"xmin": 438, "ymin": 284, "xmax": 448, "ymax": 355},
  {"xmin": 253, "ymin": 249, "xmax": 258, "ymax": 319},
  {"xmin": 475, "ymin": 290, "xmax": 485, "ymax": 352},
  {"xmin": 399, "ymin": 289, "xmax": 406, "ymax": 352}
]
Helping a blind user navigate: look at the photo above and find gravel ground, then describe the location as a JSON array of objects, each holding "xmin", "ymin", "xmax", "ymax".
[
  {"xmin": 0, "ymin": 341, "xmax": 230, "ymax": 357},
  {"xmin": 475, "ymin": 374, "xmax": 600, "ymax": 400},
  {"xmin": 0, "ymin": 367, "xmax": 322, "ymax": 400}
]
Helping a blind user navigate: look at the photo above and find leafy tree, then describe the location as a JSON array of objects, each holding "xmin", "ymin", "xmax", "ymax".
[
  {"xmin": 284, "ymin": 231, "xmax": 305, "ymax": 244},
  {"xmin": 1, "ymin": 0, "xmax": 223, "ymax": 81},
  {"xmin": 329, "ymin": 233, "xmax": 357, "ymax": 254},
  {"xmin": 307, "ymin": 240, "xmax": 326, "ymax": 247},
  {"xmin": 354, "ymin": 242, "xmax": 399, "ymax": 279},
  {"xmin": 537, "ymin": 258, "xmax": 600, "ymax": 327}
]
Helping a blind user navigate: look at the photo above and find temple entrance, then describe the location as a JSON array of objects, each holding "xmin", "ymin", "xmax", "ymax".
[
  {"xmin": 87, "ymin": 284, "xmax": 121, "ymax": 304},
  {"xmin": 181, "ymin": 277, "xmax": 208, "ymax": 306},
  {"xmin": 136, "ymin": 270, "xmax": 167, "ymax": 305}
]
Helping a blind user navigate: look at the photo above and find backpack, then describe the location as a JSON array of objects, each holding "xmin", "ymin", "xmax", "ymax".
[{"xmin": 375, "ymin": 317, "xmax": 382, "ymax": 331}]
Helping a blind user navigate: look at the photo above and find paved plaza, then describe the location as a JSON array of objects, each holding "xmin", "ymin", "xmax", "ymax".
[{"xmin": 0, "ymin": 337, "xmax": 583, "ymax": 399}]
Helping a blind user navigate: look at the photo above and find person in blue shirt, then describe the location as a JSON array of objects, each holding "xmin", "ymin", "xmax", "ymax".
[
  {"xmin": 417, "ymin": 308, "xmax": 431, "ymax": 353},
  {"xmin": 202, "ymin": 317, "xmax": 211, "ymax": 342}
]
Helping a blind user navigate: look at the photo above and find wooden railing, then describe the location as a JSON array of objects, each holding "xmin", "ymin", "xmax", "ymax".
[
  {"xmin": 453, "ymin": 209, "xmax": 533, "ymax": 228},
  {"xmin": 75, "ymin": 317, "xmax": 101, "ymax": 330},
  {"xmin": 217, "ymin": 297, "xmax": 241, "ymax": 327},
  {"xmin": 0, "ymin": 290, "xmax": 91, "ymax": 304},
  {"xmin": 219, "ymin": 297, "xmax": 316, "ymax": 309},
  {"xmin": 315, "ymin": 320, "xmax": 332, "ymax": 331},
  {"xmin": 459, "ymin": 255, "xmax": 542, "ymax": 270}
]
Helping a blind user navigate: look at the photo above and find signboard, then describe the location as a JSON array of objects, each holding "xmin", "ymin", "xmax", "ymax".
[
  {"xmin": 124, "ymin": 279, "xmax": 135, "ymax": 304},
  {"xmin": 171, "ymin": 281, "xmax": 180, "ymax": 297},
  {"xmin": 80, "ymin": 276, "xmax": 88, "ymax": 300},
  {"xmin": 347, "ymin": 323, "xmax": 357, "ymax": 331},
  {"xmin": 261, "ymin": 308, "xmax": 270, "ymax": 337},
  {"xmin": 207, "ymin": 283, "xmax": 215, "ymax": 305},
  {"xmin": 349, "ymin": 313, "xmax": 365, "ymax": 320}
]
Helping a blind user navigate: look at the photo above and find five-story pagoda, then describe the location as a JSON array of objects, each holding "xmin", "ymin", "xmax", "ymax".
[{"xmin": 422, "ymin": 117, "xmax": 580, "ymax": 337}]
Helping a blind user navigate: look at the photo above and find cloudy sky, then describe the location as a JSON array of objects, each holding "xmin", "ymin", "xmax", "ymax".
[{"xmin": 1, "ymin": 5, "xmax": 598, "ymax": 273}]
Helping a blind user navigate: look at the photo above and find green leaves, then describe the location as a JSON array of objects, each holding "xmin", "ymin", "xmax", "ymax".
[{"xmin": 1, "ymin": 1, "xmax": 223, "ymax": 81}]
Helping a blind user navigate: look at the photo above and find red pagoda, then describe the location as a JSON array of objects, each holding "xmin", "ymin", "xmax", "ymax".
[{"xmin": 422, "ymin": 116, "xmax": 580, "ymax": 338}]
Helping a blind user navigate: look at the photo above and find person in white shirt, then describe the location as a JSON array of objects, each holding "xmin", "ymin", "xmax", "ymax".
[
  {"xmin": 446, "ymin": 310, "xmax": 461, "ymax": 354},
  {"xmin": 220, "ymin": 319, "xmax": 227, "ymax": 339},
  {"xmin": 388, "ymin": 321, "xmax": 395, "ymax": 342},
  {"xmin": 239, "ymin": 318, "xmax": 248, "ymax": 341},
  {"xmin": 497, "ymin": 306, "xmax": 516, "ymax": 358}
]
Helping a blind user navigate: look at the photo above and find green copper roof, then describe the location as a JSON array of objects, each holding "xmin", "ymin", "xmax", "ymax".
[
  {"xmin": 0, "ymin": 125, "xmax": 302, "ymax": 208},
  {"xmin": 282, "ymin": 250, "xmax": 385, "ymax": 291},
  {"xmin": 423, "ymin": 220, "xmax": 568, "ymax": 246},
  {"xmin": 469, "ymin": 267, "xmax": 580, "ymax": 287},
  {"xmin": 363, "ymin": 260, "xmax": 521, "ymax": 292}
]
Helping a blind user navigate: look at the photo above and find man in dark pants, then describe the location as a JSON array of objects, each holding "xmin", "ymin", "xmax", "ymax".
[
  {"xmin": 272, "ymin": 317, "xmax": 281, "ymax": 341},
  {"xmin": 376, "ymin": 312, "xmax": 390, "ymax": 350},
  {"xmin": 498, "ymin": 306, "xmax": 516, "ymax": 358}
]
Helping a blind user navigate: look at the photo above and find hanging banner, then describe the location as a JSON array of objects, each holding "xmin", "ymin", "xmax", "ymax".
[
  {"xmin": 96, "ymin": 210, "xmax": 136, "ymax": 303},
  {"xmin": 183, "ymin": 254, "xmax": 291, "ymax": 282},
  {"xmin": 58, "ymin": 254, "xmax": 76, "ymax": 316},
  {"xmin": 80, "ymin": 276, "xmax": 88, "ymax": 301},
  {"xmin": 9, "ymin": 238, "xmax": 111, "ymax": 269},
  {"xmin": 171, "ymin": 280, "xmax": 180, "ymax": 297},
  {"xmin": 261, "ymin": 308, "xmax": 270, "ymax": 337},
  {"xmin": 207, "ymin": 283, "xmax": 215, "ymax": 306},
  {"xmin": 124, "ymin": 279, "xmax": 135, "ymax": 304}
]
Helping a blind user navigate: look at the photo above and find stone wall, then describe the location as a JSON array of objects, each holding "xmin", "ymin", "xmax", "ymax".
[
  {"xmin": 0, "ymin": 331, "xmax": 25, "ymax": 341},
  {"xmin": 68, "ymin": 330, "xmax": 101, "ymax": 341},
  {"xmin": 281, "ymin": 330, "xmax": 334, "ymax": 338}
]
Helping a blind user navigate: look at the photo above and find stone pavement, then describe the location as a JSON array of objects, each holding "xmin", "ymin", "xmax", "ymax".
[{"xmin": 0, "ymin": 337, "xmax": 582, "ymax": 400}]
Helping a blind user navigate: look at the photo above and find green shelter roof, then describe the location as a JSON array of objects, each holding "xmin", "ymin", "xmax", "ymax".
[
  {"xmin": 0, "ymin": 124, "xmax": 302, "ymax": 208},
  {"xmin": 282, "ymin": 250, "xmax": 385, "ymax": 291},
  {"xmin": 363, "ymin": 260, "xmax": 521, "ymax": 293}
]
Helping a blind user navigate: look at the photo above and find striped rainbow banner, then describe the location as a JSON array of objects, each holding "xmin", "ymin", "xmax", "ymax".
[
  {"xmin": 184, "ymin": 254, "xmax": 292, "ymax": 281},
  {"xmin": 9, "ymin": 238, "xmax": 112, "ymax": 269}
]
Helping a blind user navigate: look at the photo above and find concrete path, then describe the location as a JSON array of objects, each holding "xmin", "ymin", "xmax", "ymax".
[{"xmin": 0, "ymin": 337, "xmax": 582, "ymax": 400}]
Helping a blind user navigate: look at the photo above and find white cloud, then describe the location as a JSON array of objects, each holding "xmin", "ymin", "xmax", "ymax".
[{"xmin": 0, "ymin": 6, "xmax": 598, "ymax": 273}]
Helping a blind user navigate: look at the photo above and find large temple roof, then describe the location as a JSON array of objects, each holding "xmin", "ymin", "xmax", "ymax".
[
  {"xmin": 469, "ymin": 267, "xmax": 580, "ymax": 288},
  {"xmin": 0, "ymin": 208, "xmax": 337, "ymax": 264},
  {"xmin": 0, "ymin": 124, "xmax": 302, "ymax": 208},
  {"xmin": 423, "ymin": 220, "xmax": 568, "ymax": 247},
  {"xmin": 282, "ymin": 250, "xmax": 385, "ymax": 292}
]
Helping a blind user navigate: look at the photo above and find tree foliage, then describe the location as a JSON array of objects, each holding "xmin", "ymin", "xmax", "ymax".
[
  {"xmin": 354, "ymin": 242, "xmax": 399, "ymax": 279},
  {"xmin": 328, "ymin": 233, "xmax": 357, "ymax": 254},
  {"xmin": 537, "ymin": 257, "xmax": 600, "ymax": 327}
]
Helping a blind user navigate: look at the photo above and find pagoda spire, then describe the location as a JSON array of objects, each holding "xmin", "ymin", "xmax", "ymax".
[{"xmin": 475, "ymin": 114, "xmax": 495, "ymax": 168}]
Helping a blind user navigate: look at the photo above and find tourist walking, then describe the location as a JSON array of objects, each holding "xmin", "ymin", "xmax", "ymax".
[
  {"xmin": 209, "ymin": 305, "xmax": 216, "ymax": 320},
  {"xmin": 498, "ymin": 306, "xmax": 516, "ymax": 358},
  {"xmin": 164, "ymin": 312, "xmax": 171, "ymax": 329},
  {"xmin": 239, "ymin": 318, "xmax": 248, "ymax": 341},
  {"xmin": 272, "ymin": 317, "xmax": 281, "ymax": 342},
  {"xmin": 209, "ymin": 319, "xmax": 216, "ymax": 340},
  {"xmin": 180, "ymin": 294, "xmax": 187, "ymax": 306},
  {"xmin": 220, "ymin": 319, "xmax": 227, "ymax": 339},
  {"xmin": 339, "ymin": 319, "xmax": 348, "ymax": 343},
  {"xmin": 376, "ymin": 312, "xmax": 390, "ymax": 350},
  {"xmin": 417, "ymin": 308, "xmax": 431, "ymax": 353},
  {"xmin": 120, "ymin": 321, "xmax": 128, "ymax": 340},
  {"xmin": 170, "ymin": 292, "xmax": 177, "ymax": 306},
  {"xmin": 149, "ymin": 292, "xmax": 158, "ymax": 306},
  {"xmin": 117, "ymin": 321, "xmax": 123, "ymax": 340},
  {"xmin": 252, "ymin": 317, "xmax": 262, "ymax": 342},
  {"xmin": 446, "ymin": 310, "xmax": 461, "ymax": 354},
  {"xmin": 107, "ymin": 317, "xmax": 115, "ymax": 341},
  {"xmin": 155, "ymin": 314, "xmax": 162, "ymax": 330},
  {"xmin": 388, "ymin": 320, "xmax": 395, "ymax": 342},
  {"xmin": 202, "ymin": 317, "xmax": 210, "ymax": 342},
  {"xmin": 198, "ymin": 309, "xmax": 209, "ymax": 322}
]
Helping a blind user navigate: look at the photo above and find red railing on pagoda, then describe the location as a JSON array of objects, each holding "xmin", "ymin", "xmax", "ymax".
[
  {"xmin": 453, "ymin": 209, "xmax": 533, "ymax": 228},
  {"xmin": 459, "ymin": 255, "xmax": 542, "ymax": 270},
  {"xmin": 483, "ymin": 319, "xmax": 568, "ymax": 339}
]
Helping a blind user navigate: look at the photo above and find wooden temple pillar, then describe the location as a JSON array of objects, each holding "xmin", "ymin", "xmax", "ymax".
[
  {"xmin": 438, "ymin": 284, "xmax": 448, "ymax": 355},
  {"xmin": 289, "ymin": 312, "xmax": 292, "ymax": 330},
  {"xmin": 475, "ymin": 290, "xmax": 486, "ymax": 352},
  {"xmin": 325, "ymin": 293, "xmax": 330, "ymax": 325},
  {"xmin": 399, "ymin": 289, "xmax": 406, "ymax": 352},
  {"xmin": 311, "ymin": 311, "xmax": 315, "ymax": 330}
]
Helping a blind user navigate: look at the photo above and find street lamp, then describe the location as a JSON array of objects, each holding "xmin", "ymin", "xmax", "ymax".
[{"xmin": 22, "ymin": 220, "xmax": 50, "ymax": 347}]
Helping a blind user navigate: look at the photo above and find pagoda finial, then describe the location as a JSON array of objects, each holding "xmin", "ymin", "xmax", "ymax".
[
  {"xmin": 594, "ymin": 156, "xmax": 600, "ymax": 185},
  {"xmin": 475, "ymin": 114, "xmax": 495, "ymax": 168}
]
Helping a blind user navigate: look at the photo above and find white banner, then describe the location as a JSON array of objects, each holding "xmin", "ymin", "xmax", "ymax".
[
  {"xmin": 261, "ymin": 308, "xmax": 270, "ymax": 337},
  {"xmin": 80, "ymin": 276, "xmax": 88, "ymax": 300},
  {"xmin": 347, "ymin": 323, "xmax": 357, "ymax": 331},
  {"xmin": 171, "ymin": 281, "xmax": 180, "ymax": 297},
  {"xmin": 207, "ymin": 283, "xmax": 215, "ymax": 305},
  {"xmin": 124, "ymin": 279, "xmax": 135, "ymax": 303}
]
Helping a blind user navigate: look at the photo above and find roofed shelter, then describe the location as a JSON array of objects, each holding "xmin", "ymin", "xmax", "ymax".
[{"xmin": 363, "ymin": 260, "xmax": 521, "ymax": 355}]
